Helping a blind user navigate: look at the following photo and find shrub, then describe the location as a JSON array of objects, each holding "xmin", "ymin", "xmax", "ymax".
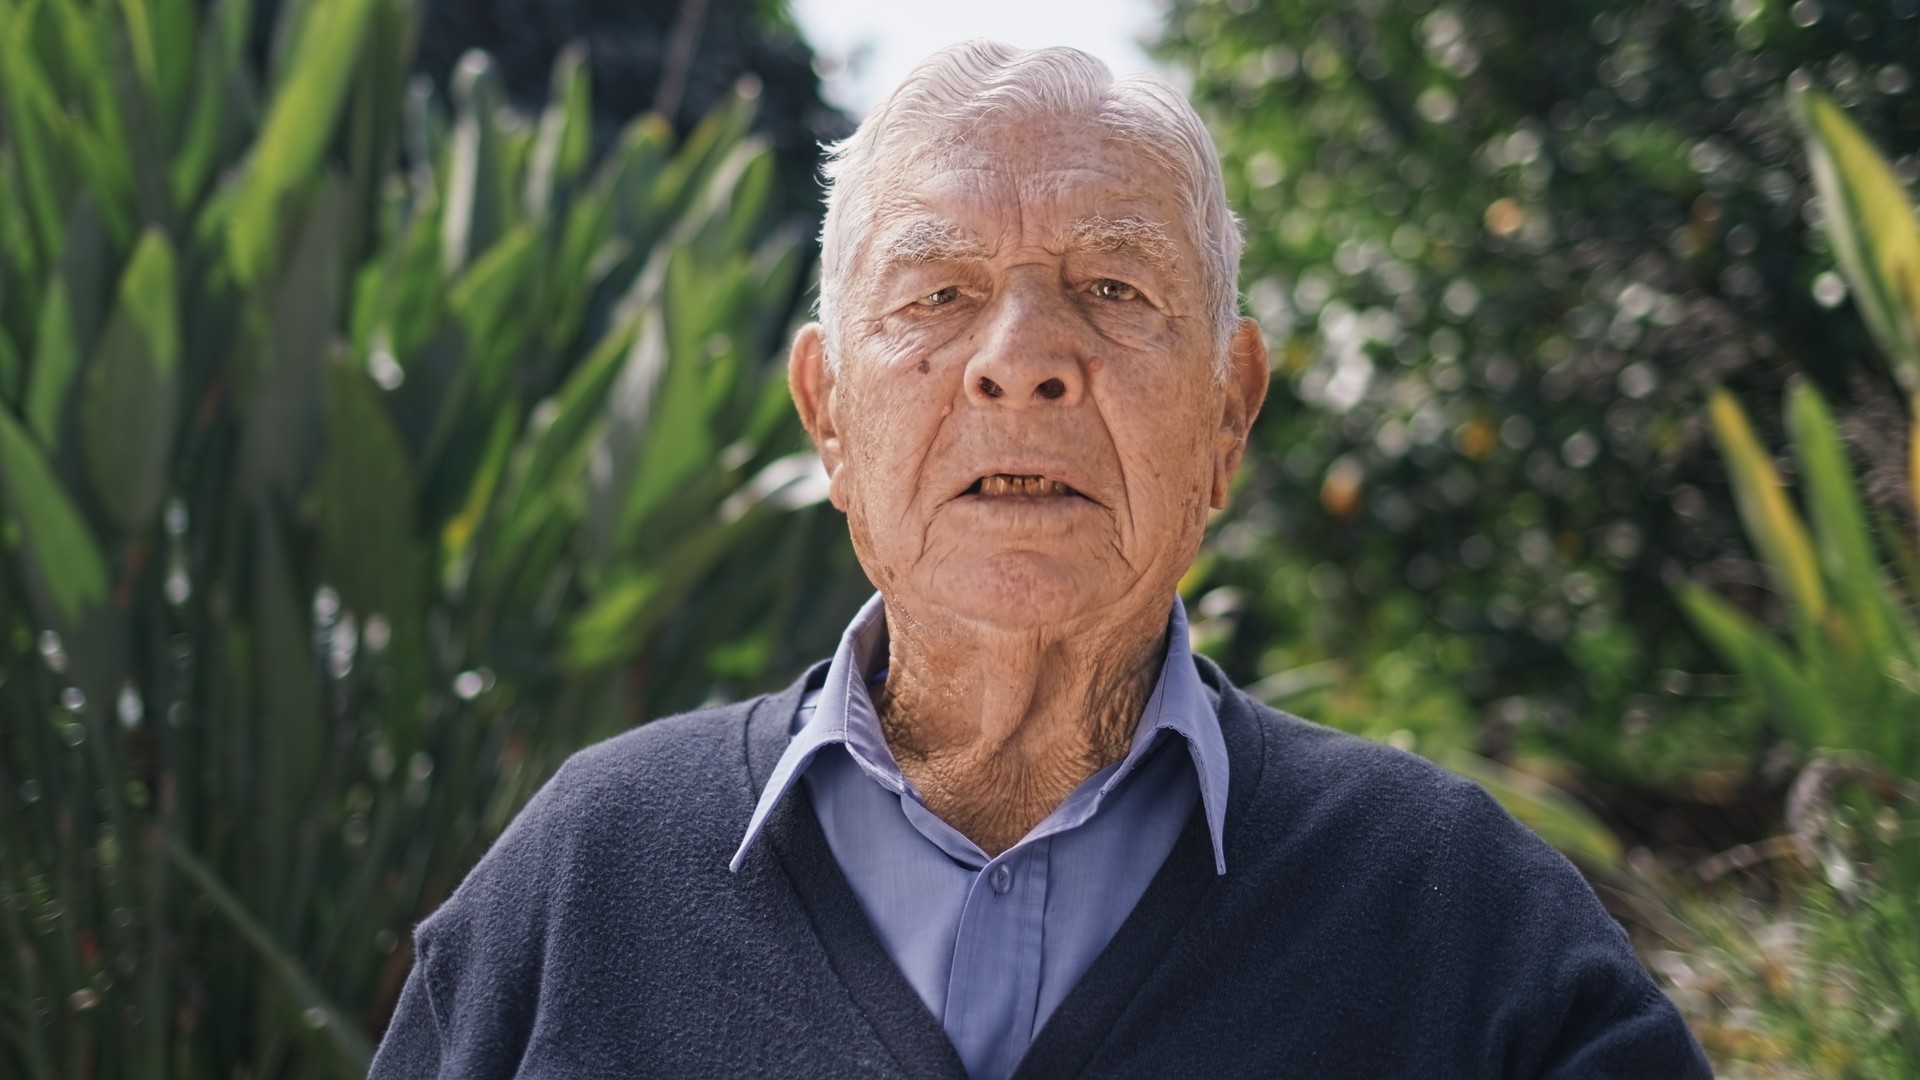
[
  {"xmin": 0, "ymin": 0, "xmax": 853, "ymax": 1071},
  {"xmin": 1158, "ymin": 0, "xmax": 1920, "ymax": 784},
  {"xmin": 1666, "ymin": 91, "xmax": 1920, "ymax": 1077}
]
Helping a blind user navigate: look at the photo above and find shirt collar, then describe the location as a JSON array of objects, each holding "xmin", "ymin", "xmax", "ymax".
[{"xmin": 729, "ymin": 593, "xmax": 1231, "ymax": 875}]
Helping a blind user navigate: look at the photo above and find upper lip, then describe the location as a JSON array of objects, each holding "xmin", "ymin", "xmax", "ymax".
[{"xmin": 950, "ymin": 463, "xmax": 1100, "ymax": 504}]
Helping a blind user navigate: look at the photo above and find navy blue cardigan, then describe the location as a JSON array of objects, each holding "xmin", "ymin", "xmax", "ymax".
[{"xmin": 369, "ymin": 657, "xmax": 1712, "ymax": 1078}]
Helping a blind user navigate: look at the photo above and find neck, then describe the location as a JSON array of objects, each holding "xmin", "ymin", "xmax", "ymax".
[{"xmin": 873, "ymin": 601, "xmax": 1171, "ymax": 857}]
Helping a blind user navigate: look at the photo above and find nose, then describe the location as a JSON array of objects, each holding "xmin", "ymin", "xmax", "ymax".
[{"xmin": 962, "ymin": 282, "xmax": 1087, "ymax": 408}]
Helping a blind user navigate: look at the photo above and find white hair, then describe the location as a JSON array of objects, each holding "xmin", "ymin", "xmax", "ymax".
[{"xmin": 816, "ymin": 40, "xmax": 1243, "ymax": 376}]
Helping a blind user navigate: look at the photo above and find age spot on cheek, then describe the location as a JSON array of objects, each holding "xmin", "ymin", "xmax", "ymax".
[
  {"xmin": 1088, "ymin": 357, "xmax": 1104, "ymax": 373},
  {"xmin": 917, "ymin": 358, "xmax": 931, "ymax": 374}
]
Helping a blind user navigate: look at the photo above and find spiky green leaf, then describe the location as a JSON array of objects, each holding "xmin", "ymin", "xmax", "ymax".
[
  {"xmin": 162, "ymin": 833, "xmax": 374, "ymax": 1070},
  {"xmin": 81, "ymin": 229, "xmax": 181, "ymax": 532},
  {"xmin": 440, "ymin": 50, "xmax": 510, "ymax": 274},
  {"xmin": 25, "ymin": 281, "xmax": 79, "ymax": 446},
  {"xmin": 0, "ymin": 406, "xmax": 108, "ymax": 627},
  {"xmin": 1793, "ymin": 88, "xmax": 1920, "ymax": 388},
  {"xmin": 317, "ymin": 355, "xmax": 416, "ymax": 615},
  {"xmin": 1785, "ymin": 380, "xmax": 1907, "ymax": 663},
  {"xmin": 227, "ymin": 0, "xmax": 376, "ymax": 283},
  {"xmin": 1708, "ymin": 388, "xmax": 1827, "ymax": 626},
  {"xmin": 1679, "ymin": 583, "xmax": 1831, "ymax": 747}
]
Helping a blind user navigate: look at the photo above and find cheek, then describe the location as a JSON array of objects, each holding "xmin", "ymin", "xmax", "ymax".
[
  {"xmin": 1101, "ymin": 369, "xmax": 1219, "ymax": 526},
  {"xmin": 1084, "ymin": 306, "xmax": 1174, "ymax": 350},
  {"xmin": 836, "ymin": 365, "xmax": 954, "ymax": 529}
]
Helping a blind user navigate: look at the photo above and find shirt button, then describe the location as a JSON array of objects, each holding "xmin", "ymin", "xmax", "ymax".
[{"xmin": 989, "ymin": 863, "xmax": 1013, "ymax": 895}]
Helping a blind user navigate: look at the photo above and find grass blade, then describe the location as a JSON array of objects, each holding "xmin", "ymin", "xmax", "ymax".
[
  {"xmin": 1707, "ymin": 388, "xmax": 1827, "ymax": 625},
  {"xmin": 161, "ymin": 832, "xmax": 374, "ymax": 1071},
  {"xmin": 1793, "ymin": 88, "xmax": 1920, "ymax": 386},
  {"xmin": 1784, "ymin": 379, "xmax": 1903, "ymax": 661},
  {"xmin": 0, "ymin": 404, "xmax": 108, "ymax": 629},
  {"xmin": 80, "ymin": 228, "xmax": 180, "ymax": 533},
  {"xmin": 1678, "ymin": 583, "xmax": 1831, "ymax": 748},
  {"xmin": 226, "ymin": 0, "xmax": 376, "ymax": 283}
]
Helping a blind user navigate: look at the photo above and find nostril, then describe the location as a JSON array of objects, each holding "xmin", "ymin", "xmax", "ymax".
[
  {"xmin": 978, "ymin": 376, "xmax": 1005, "ymax": 399},
  {"xmin": 1035, "ymin": 378, "xmax": 1066, "ymax": 401}
]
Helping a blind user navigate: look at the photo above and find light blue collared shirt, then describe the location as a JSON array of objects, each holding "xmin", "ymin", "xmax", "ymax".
[{"xmin": 731, "ymin": 594, "xmax": 1229, "ymax": 1080}]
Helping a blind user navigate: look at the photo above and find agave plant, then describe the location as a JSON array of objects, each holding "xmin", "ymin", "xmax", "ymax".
[
  {"xmin": 1676, "ymin": 88, "xmax": 1920, "ymax": 789},
  {"xmin": 0, "ymin": 0, "xmax": 854, "ymax": 1073},
  {"xmin": 1668, "ymin": 90, "xmax": 1920, "ymax": 1074}
]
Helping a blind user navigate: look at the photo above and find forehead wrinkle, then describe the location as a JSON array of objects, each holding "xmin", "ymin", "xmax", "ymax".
[{"xmin": 1055, "ymin": 215, "xmax": 1183, "ymax": 279}]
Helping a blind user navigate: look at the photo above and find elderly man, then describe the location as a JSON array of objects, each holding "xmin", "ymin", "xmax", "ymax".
[{"xmin": 370, "ymin": 41, "xmax": 1710, "ymax": 1079}]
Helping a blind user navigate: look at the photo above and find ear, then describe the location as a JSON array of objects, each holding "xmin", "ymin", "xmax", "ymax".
[
  {"xmin": 1210, "ymin": 317, "xmax": 1270, "ymax": 510},
  {"xmin": 788, "ymin": 323, "xmax": 850, "ymax": 510}
]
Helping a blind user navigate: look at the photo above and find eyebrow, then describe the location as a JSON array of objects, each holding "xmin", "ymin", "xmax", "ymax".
[
  {"xmin": 1055, "ymin": 215, "xmax": 1182, "ymax": 278},
  {"xmin": 870, "ymin": 219, "xmax": 993, "ymax": 276},
  {"xmin": 866, "ymin": 214, "xmax": 1183, "ymax": 280}
]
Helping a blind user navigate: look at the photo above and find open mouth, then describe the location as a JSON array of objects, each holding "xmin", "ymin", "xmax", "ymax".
[{"xmin": 963, "ymin": 474, "xmax": 1087, "ymax": 499}]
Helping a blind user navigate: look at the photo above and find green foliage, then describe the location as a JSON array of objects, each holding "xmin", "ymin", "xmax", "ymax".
[
  {"xmin": 1188, "ymin": 560, "xmax": 1629, "ymax": 871},
  {"xmin": 408, "ymin": 0, "xmax": 848, "ymax": 239},
  {"xmin": 80, "ymin": 230, "xmax": 179, "ymax": 533},
  {"xmin": 0, "ymin": 407, "xmax": 107, "ymax": 629},
  {"xmin": 0, "ymin": 0, "xmax": 855, "ymax": 1073},
  {"xmin": 1160, "ymin": 0, "xmax": 1920, "ymax": 785},
  {"xmin": 1676, "ymin": 91, "xmax": 1920, "ymax": 780},
  {"xmin": 1796, "ymin": 88, "xmax": 1920, "ymax": 392},
  {"xmin": 1669, "ymin": 98, "xmax": 1920, "ymax": 1075},
  {"xmin": 1680, "ymin": 385, "xmax": 1919, "ymax": 773},
  {"xmin": 1653, "ymin": 879, "xmax": 1920, "ymax": 1076}
]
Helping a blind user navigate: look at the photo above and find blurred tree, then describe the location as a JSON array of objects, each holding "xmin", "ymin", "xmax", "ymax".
[{"xmin": 1160, "ymin": 0, "xmax": 1920, "ymax": 786}]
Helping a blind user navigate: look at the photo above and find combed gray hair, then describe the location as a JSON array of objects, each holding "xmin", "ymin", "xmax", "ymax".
[{"xmin": 816, "ymin": 40, "xmax": 1243, "ymax": 375}]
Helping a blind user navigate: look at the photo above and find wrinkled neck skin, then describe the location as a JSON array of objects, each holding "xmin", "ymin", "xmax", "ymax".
[{"xmin": 873, "ymin": 596, "xmax": 1171, "ymax": 857}]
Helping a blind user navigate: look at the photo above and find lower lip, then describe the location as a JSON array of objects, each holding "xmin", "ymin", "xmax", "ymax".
[{"xmin": 949, "ymin": 493, "xmax": 1099, "ymax": 520}]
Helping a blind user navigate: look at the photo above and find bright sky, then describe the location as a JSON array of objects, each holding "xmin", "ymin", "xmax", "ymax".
[{"xmin": 788, "ymin": 0, "xmax": 1178, "ymax": 118}]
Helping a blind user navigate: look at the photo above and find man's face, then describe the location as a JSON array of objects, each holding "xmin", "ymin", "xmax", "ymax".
[{"xmin": 791, "ymin": 117, "xmax": 1268, "ymax": 634}]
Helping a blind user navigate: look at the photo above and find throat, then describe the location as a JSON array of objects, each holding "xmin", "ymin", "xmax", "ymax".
[
  {"xmin": 867, "ymin": 602, "xmax": 1174, "ymax": 856},
  {"xmin": 898, "ymin": 748, "xmax": 1122, "ymax": 858},
  {"xmin": 875, "ymin": 673, "xmax": 1150, "ymax": 858}
]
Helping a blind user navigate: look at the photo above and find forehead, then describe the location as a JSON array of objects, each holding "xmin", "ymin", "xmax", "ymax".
[{"xmin": 865, "ymin": 119, "xmax": 1193, "ymax": 258}]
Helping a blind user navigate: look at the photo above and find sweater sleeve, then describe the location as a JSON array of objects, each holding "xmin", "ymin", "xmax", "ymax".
[
  {"xmin": 1533, "ymin": 971, "xmax": 1714, "ymax": 1080},
  {"xmin": 1435, "ymin": 783, "xmax": 1713, "ymax": 1080}
]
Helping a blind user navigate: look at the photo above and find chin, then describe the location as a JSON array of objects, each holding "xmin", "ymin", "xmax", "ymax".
[{"xmin": 927, "ymin": 553, "xmax": 1114, "ymax": 632}]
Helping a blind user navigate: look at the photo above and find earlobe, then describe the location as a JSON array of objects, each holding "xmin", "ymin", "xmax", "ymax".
[
  {"xmin": 788, "ymin": 324, "xmax": 848, "ymax": 508},
  {"xmin": 1210, "ymin": 318, "xmax": 1271, "ymax": 510}
]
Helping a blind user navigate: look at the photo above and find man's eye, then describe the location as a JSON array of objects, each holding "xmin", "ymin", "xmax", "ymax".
[
  {"xmin": 1092, "ymin": 279, "xmax": 1138, "ymax": 302},
  {"xmin": 921, "ymin": 286, "xmax": 960, "ymax": 307}
]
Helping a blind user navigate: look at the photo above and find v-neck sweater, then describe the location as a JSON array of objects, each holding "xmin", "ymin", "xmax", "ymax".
[
  {"xmin": 733, "ymin": 593, "xmax": 1231, "ymax": 1080},
  {"xmin": 368, "ymin": 657, "xmax": 1711, "ymax": 1079}
]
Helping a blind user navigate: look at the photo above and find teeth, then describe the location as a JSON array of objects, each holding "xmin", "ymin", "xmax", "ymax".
[{"xmin": 976, "ymin": 474, "xmax": 1072, "ymax": 497}]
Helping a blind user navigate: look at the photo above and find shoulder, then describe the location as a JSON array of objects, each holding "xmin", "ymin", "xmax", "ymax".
[
  {"xmin": 540, "ymin": 696, "xmax": 762, "ymax": 814},
  {"xmin": 378, "ymin": 690, "xmax": 793, "ymax": 1071},
  {"xmin": 1221, "ymin": 685, "xmax": 1606, "ymax": 927},
  {"xmin": 1210, "ymin": 687, "xmax": 1709, "ymax": 1076},
  {"xmin": 416, "ymin": 691, "xmax": 777, "ymax": 933},
  {"xmin": 1230, "ymin": 689, "xmax": 1493, "ymax": 839}
]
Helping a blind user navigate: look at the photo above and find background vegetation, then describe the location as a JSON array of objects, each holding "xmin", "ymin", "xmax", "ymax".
[
  {"xmin": 1162, "ymin": 0, "xmax": 1918, "ymax": 793},
  {"xmin": 0, "ymin": 0, "xmax": 860, "ymax": 1072},
  {"xmin": 1159, "ymin": 1, "xmax": 1920, "ymax": 1073},
  {"xmin": 0, "ymin": 0, "xmax": 1916, "ymax": 1075}
]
